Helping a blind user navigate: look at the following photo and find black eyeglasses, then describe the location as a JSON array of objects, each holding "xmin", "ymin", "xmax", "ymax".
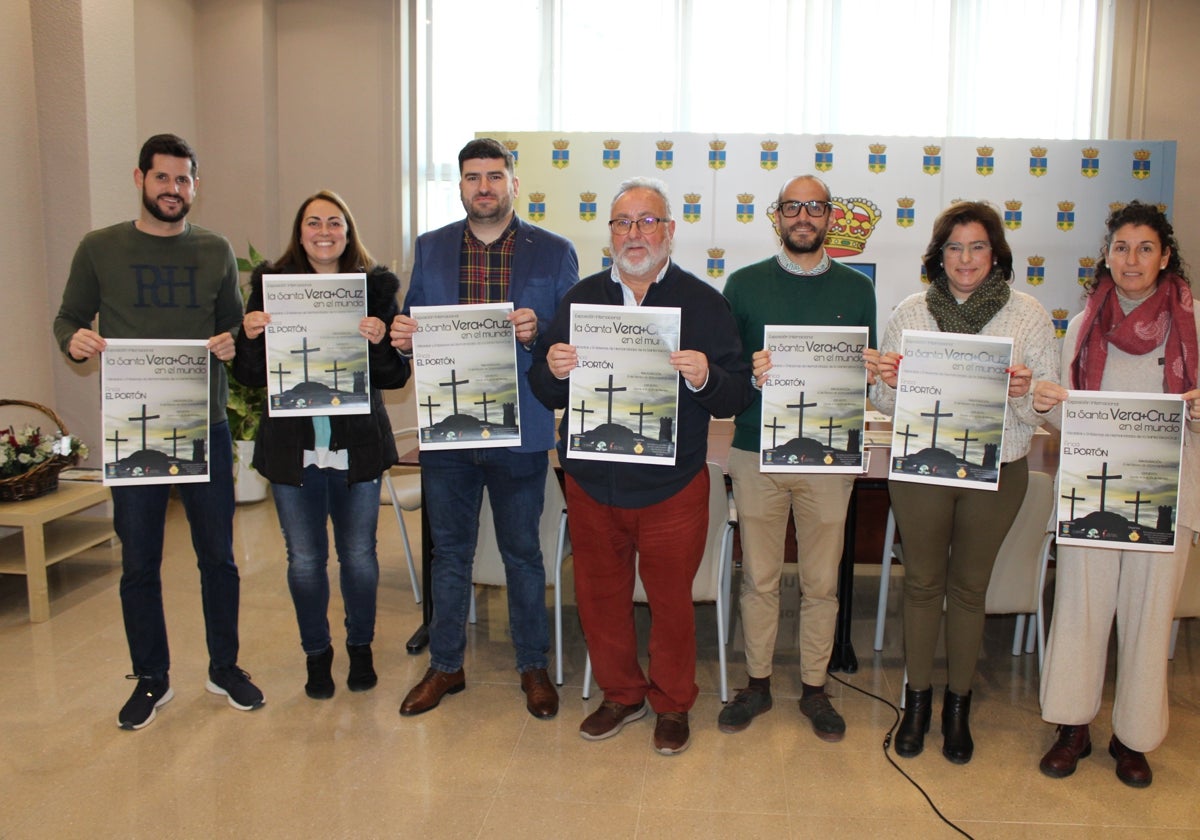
[
  {"xmin": 608, "ymin": 216, "xmax": 666, "ymax": 235},
  {"xmin": 772, "ymin": 200, "xmax": 833, "ymax": 218}
]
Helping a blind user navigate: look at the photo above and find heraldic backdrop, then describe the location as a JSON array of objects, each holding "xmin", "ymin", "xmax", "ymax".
[{"xmin": 479, "ymin": 132, "xmax": 1175, "ymax": 338}]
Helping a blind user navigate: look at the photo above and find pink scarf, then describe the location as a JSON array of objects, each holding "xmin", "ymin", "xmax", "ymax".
[{"xmin": 1070, "ymin": 272, "xmax": 1198, "ymax": 392}]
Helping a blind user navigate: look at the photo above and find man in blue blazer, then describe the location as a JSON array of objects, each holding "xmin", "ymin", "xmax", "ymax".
[{"xmin": 391, "ymin": 138, "xmax": 578, "ymax": 720}]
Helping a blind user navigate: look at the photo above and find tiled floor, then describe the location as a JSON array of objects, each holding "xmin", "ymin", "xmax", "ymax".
[{"xmin": 2, "ymin": 488, "xmax": 1199, "ymax": 839}]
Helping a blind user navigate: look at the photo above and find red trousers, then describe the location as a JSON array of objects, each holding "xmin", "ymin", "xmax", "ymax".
[{"xmin": 566, "ymin": 468, "xmax": 709, "ymax": 713}]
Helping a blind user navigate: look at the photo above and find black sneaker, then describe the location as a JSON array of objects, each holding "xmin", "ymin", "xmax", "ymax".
[
  {"xmin": 118, "ymin": 674, "xmax": 173, "ymax": 730},
  {"xmin": 798, "ymin": 690, "xmax": 846, "ymax": 743},
  {"xmin": 206, "ymin": 666, "xmax": 265, "ymax": 711},
  {"xmin": 717, "ymin": 685, "xmax": 773, "ymax": 733}
]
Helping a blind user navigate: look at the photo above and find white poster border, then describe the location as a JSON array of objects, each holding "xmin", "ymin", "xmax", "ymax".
[
  {"xmin": 411, "ymin": 302, "xmax": 519, "ymax": 451},
  {"xmin": 759, "ymin": 325, "xmax": 868, "ymax": 474},
  {"xmin": 888, "ymin": 329, "xmax": 1012, "ymax": 490},
  {"xmin": 101, "ymin": 338, "xmax": 210, "ymax": 486},
  {"xmin": 1056, "ymin": 389, "xmax": 1186, "ymax": 553}
]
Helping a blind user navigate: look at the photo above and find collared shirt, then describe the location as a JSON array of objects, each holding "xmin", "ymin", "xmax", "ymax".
[
  {"xmin": 608, "ymin": 259, "xmax": 671, "ymax": 306},
  {"xmin": 606, "ymin": 259, "xmax": 706, "ymax": 391},
  {"xmin": 776, "ymin": 247, "xmax": 831, "ymax": 277},
  {"xmin": 459, "ymin": 215, "xmax": 519, "ymax": 304}
]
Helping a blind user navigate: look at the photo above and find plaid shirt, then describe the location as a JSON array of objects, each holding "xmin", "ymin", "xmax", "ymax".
[{"xmin": 459, "ymin": 216, "xmax": 518, "ymax": 304}]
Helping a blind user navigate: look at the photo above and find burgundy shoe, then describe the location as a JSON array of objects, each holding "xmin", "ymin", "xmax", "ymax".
[
  {"xmin": 520, "ymin": 668, "xmax": 559, "ymax": 720},
  {"xmin": 399, "ymin": 668, "xmax": 465, "ymax": 716},
  {"xmin": 579, "ymin": 699, "xmax": 647, "ymax": 741},
  {"xmin": 653, "ymin": 711, "xmax": 691, "ymax": 756},
  {"xmin": 1039, "ymin": 724, "xmax": 1092, "ymax": 778},
  {"xmin": 1109, "ymin": 735, "xmax": 1153, "ymax": 788}
]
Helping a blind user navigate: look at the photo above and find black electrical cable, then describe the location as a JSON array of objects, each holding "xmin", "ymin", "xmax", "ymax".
[{"xmin": 827, "ymin": 671, "xmax": 976, "ymax": 839}]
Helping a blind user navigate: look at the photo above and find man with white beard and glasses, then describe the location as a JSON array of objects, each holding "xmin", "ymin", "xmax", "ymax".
[{"xmin": 530, "ymin": 177, "xmax": 752, "ymax": 755}]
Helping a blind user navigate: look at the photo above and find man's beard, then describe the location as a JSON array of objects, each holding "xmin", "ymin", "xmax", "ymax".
[
  {"xmin": 783, "ymin": 223, "xmax": 826, "ymax": 255},
  {"xmin": 464, "ymin": 192, "xmax": 512, "ymax": 224},
  {"xmin": 143, "ymin": 190, "xmax": 191, "ymax": 223}
]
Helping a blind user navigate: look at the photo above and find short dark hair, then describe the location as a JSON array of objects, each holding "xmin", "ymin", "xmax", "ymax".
[
  {"xmin": 457, "ymin": 138, "xmax": 514, "ymax": 174},
  {"xmin": 138, "ymin": 134, "xmax": 198, "ymax": 178},
  {"xmin": 1090, "ymin": 200, "xmax": 1187, "ymax": 293},
  {"xmin": 922, "ymin": 200, "xmax": 1013, "ymax": 283}
]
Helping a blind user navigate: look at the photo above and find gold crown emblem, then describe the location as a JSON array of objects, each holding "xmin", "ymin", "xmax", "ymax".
[
  {"xmin": 602, "ymin": 246, "xmax": 611, "ymax": 257},
  {"xmin": 761, "ymin": 140, "xmax": 779, "ymax": 151},
  {"xmin": 684, "ymin": 193, "xmax": 701, "ymax": 203},
  {"xmin": 897, "ymin": 197, "xmax": 915, "ymax": 208},
  {"xmin": 977, "ymin": 146, "xmax": 994, "ymax": 156},
  {"xmin": 1078, "ymin": 257, "xmax": 1096, "ymax": 268},
  {"xmin": 1005, "ymin": 199, "xmax": 1023, "ymax": 211},
  {"xmin": 529, "ymin": 192, "xmax": 546, "ymax": 202},
  {"xmin": 737, "ymin": 193, "xmax": 755, "ymax": 203},
  {"xmin": 1157, "ymin": 202, "xmax": 1168, "ymax": 213},
  {"xmin": 580, "ymin": 192, "xmax": 596, "ymax": 202},
  {"xmin": 869, "ymin": 143, "xmax": 887, "ymax": 154},
  {"xmin": 656, "ymin": 139, "xmax": 674, "ymax": 151},
  {"xmin": 552, "ymin": 139, "xmax": 570, "ymax": 150},
  {"xmin": 707, "ymin": 248, "xmax": 725, "ymax": 259},
  {"xmin": 1057, "ymin": 201, "xmax": 1075, "ymax": 212},
  {"xmin": 1053, "ymin": 308, "xmax": 1069, "ymax": 319},
  {"xmin": 1134, "ymin": 149, "xmax": 1152, "ymax": 160},
  {"xmin": 1109, "ymin": 201, "xmax": 1126, "ymax": 213},
  {"xmin": 502, "ymin": 140, "xmax": 519, "ymax": 151},
  {"xmin": 1082, "ymin": 147, "xmax": 1100, "ymax": 158},
  {"xmin": 1030, "ymin": 146, "xmax": 1048, "ymax": 157},
  {"xmin": 1027, "ymin": 255, "xmax": 1046, "ymax": 267},
  {"xmin": 709, "ymin": 140, "xmax": 727, "ymax": 151},
  {"xmin": 924, "ymin": 145, "xmax": 941, "ymax": 156},
  {"xmin": 603, "ymin": 138, "xmax": 621, "ymax": 150},
  {"xmin": 816, "ymin": 142, "xmax": 834, "ymax": 153},
  {"xmin": 825, "ymin": 197, "xmax": 883, "ymax": 257}
]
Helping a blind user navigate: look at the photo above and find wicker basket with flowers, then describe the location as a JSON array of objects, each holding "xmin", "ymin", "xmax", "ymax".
[{"xmin": 0, "ymin": 399, "xmax": 90, "ymax": 502}]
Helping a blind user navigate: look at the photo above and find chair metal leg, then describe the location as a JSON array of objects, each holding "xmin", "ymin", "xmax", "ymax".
[
  {"xmin": 874, "ymin": 507, "xmax": 897, "ymax": 651},
  {"xmin": 554, "ymin": 513, "xmax": 567, "ymax": 686},
  {"xmin": 582, "ymin": 650, "xmax": 592, "ymax": 700},
  {"xmin": 384, "ymin": 473, "xmax": 421, "ymax": 604},
  {"xmin": 1012, "ymin": 614, "xmax": 1027, "ymax": 656}
]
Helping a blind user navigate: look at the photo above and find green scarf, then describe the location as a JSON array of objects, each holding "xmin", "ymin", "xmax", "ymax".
[{"xmin": 925, "ymin": 268, "xmax": 1011, "ymax": 335}]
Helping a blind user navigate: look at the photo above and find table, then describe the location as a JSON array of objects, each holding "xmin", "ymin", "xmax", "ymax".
[{"xmin": 0, "ymin": 481, "xmax": 115, "ymax": 622}]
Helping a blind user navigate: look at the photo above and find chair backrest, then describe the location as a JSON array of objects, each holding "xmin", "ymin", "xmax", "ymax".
[
  {"xmin": 1174, "ymin": 537, "xmax": 1200, "ymax": 619},
  {"xmin": 474, "ymin": 468, "xmax": 568, "ymax": 584},
  {"xmin": 985, "ymin": 470, "xmax": 1055, "ymax": 614},
  {"xmin": 632, "ymin": 462, "xmax": 733, "ymax": 603}
]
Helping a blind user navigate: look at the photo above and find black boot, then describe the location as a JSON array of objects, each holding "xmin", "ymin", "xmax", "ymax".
[
  {"xmin": 894, "ymin": 685, "xmax": 932, "ymax": 758},
  {"xmin": 941, "ymin": 687, "xmax": 974, "ymax": 764},
  {"xmin": 305, "ymin": 646, "xmax": 335, "ymax": 699},
  {"xmin": 346, "ymin": 643, "xmax": 377, "ymax": 692}
]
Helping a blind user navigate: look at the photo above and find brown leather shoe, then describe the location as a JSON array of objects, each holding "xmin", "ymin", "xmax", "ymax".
[
  {"xmin": 1039, "ymin": 724, "xmax": 1092, "ymax": 778},
  {"xmin": 1109, "ymin": 735, "xmax": 1153, "ymax": 788},
  {"xmin": 399, "ymin": 668, "xmax": 465, "ymax": 716},
  {"xmin": 653, "ymin": 711, "xmax": 691, "ymax": 756},
  {"xmin": 520, "ymin": 668, "xmax": 559, "ymax": 720},
  {"xmin": 579, "ymin": 699, "xmax": 647, "ymax": 741}
]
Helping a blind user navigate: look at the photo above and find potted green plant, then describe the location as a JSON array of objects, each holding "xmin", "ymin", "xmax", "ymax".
[{"xmin": 227, "ymin": 244, "xmax": 269, "ymax": 503}]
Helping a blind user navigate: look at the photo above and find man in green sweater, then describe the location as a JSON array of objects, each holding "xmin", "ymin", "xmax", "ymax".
[
  {"xmin": 53, "ymin": 134, "xmax": 264, "ymax": 730},
  {"xmin": 720, "ymin": 175, "xmax": 876, "ymax": 741}
]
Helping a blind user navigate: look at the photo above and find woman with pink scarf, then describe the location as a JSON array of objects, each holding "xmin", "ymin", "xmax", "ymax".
[{"xmin": 1033, "ymin": 201, "xmax": 1200, "ymax": 789}]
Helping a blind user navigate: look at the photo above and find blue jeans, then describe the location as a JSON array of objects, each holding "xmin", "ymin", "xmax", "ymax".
[
  {"xmin": 113, "ymin": 421, "xmax": 239, "ymax": 678},
  {"xmin": 423, "ymin": 448, "xmax": 550, "ymax": 673},
  {"xmin": 271, "ymin": 465, "xmax": 381, "ymax": 653}
]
